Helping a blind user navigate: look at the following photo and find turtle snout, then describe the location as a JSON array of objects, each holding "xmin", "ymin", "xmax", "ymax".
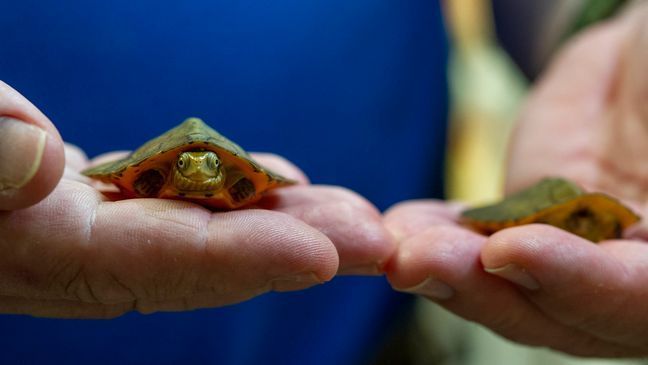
[
  {"xmin": 195, "ymin": 160, "xmax": 220, "ymax": 178},
  {"xmin": 175, "ymin": 151, "xmax": 222, "ymax": 182}
]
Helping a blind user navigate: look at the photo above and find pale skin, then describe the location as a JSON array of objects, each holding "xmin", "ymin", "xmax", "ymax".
[
  {"xmin": 0, "ymin": 81, "xmax": 395, "ymax": 318},
  {"xmin": 385, "ymin": 4, "xmax": 648, "ymax": 357}
]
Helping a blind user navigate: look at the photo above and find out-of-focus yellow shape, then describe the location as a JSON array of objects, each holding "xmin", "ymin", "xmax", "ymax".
[{"xmin": 444, "ymin": 0, "xmax": 526, "ymax": 204}]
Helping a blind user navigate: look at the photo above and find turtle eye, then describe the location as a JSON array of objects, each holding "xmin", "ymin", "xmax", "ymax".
[
  {"xmin": 207, "ymin": 152, "xmax": 220, "ymax": 170},
  {"xmin": 177, "ymin": 155, "xmax": 188, "ymax": 170}
]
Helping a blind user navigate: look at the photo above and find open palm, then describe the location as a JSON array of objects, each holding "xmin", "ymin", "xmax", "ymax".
[{"xmin": 385, "ymin": 6, "xmax": 648, "ymax": 357}]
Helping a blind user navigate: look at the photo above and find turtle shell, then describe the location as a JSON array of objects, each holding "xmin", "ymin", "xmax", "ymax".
[
  {"xmin": 82, "ymin": 118, "xmax": 295, "ymax": 209},
  {"xmin": 461, "ymin": 178, "xmax": 640, "ymax": 242}
]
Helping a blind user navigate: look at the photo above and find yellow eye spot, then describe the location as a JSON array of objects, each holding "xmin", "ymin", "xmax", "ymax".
[
  {"xmin": 207, "ymin": 152, "xmax": 220, "ymax": 170},
  {"xmin": 177, "ymin": 154, "xmax": 189, "ymax": 170}
]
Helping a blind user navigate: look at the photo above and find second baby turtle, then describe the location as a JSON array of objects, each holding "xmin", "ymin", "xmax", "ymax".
[{"xmin": 461, "ymin": 177, "xmax": 640, "ymax": 242}]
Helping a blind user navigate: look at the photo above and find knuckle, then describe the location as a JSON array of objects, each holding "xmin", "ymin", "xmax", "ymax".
[
  {"xmin": 51, "ymin": 260, "xmax": 138, "ymax": 306},
  {"xmin": 56, "ymin": 264, "xmax": 103, "ymax": 304},
  {"xmin": 44, "ymin": 258, "xmax": 88, "ymax": 300}
]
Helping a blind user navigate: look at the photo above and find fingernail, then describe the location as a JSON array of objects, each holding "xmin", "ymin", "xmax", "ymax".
[
  {"xmin": 0, "ymin": 117, "xmax": 47, "ymax": 191},
  {"xmin": 271, "ymin": 272, "xmax": 324, "ymax": 292},
  {"xmin": 485, "ymin": 264, "xmax": 540, "ymax": 290},
  {"xmin": 400, "ymin": 277, "xmax": 454, "ymax": 300}
]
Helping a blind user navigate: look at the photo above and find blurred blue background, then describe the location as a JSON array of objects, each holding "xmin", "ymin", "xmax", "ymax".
[{"xmin": 0, "ymin": 1, "xmax": 447, "ymax": 364}]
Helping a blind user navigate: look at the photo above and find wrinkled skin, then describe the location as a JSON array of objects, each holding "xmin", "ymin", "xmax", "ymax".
[
  {"xmin": 0, "ymin": 81, "xmax": 395, "ymax": 318},
  {"xmin": 385, "ymin": 5, "xmax": 648, "ymax": 358}
]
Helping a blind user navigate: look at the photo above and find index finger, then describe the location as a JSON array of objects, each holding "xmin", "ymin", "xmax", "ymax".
[
  {"xmin": 250, "ymin": 153, "xmax": 309, "ymax": 184},
  {"xmin": 384, "ymin": 200, "xmax": 466, "ymax": 241}
]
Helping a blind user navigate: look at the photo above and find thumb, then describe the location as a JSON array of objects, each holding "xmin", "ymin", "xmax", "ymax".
[{"xmin": 0, "ymin": 81, "xmax": 65, "ymax": 210}]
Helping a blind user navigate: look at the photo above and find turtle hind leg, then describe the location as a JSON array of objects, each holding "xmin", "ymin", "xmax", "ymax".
[
  {"xmin": 562, "ymin": 207, "xmax": 618, "ymax": 242},
  {"xmin": 133, "ymin": 169, "xmax": 165, "ymax": 198},
  {"xmin": 228, "ymin": 177, "xmax": 256, "ymax": 204}
]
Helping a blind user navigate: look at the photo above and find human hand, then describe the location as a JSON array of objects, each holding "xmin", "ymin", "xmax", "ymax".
[
  {"xmin": 385, "ymin": 4, "xmax": 648, "ymax": 357},
  {"xmin": 0, "ymin": 81, "xmax": 394, "ymax": 318}
]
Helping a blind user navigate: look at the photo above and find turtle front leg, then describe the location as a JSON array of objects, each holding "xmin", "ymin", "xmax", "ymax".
[
  {"xmin": 133, "ymin": 169, "xmax": 166, "ymax": 198},
  {"xmin": 225, "ymin": 169, "xmax": 256, "ymax": 204},
  {"xmin": 228, "ymin": 178, "xmax": 256, "ymax": 204}
]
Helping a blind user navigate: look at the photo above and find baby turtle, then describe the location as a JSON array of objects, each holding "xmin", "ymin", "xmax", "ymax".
[
  {"xmin": 461, "ymin": 177, "xmax": 640, "ymax": 242},
  {"xmin": 82, "ymin": 118, "xmax": 295, "ymax": 209}
]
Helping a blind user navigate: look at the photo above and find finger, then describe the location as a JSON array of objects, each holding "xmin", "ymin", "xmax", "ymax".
[
  {"xmin": 250, "ymin": 152, "xmax": 309, "ymax": 184},
  {"xmin": 383, "ymin": 200, "xmax": 465, "ymax": 242},
  {"xmin": 60, "ymin": 143, "xmax": 93, "ymax": 184},
  {"xmin": 0, "ymin": 180, "xmax": 338, "ymax": 310},
  {"xmin": 385, "ymin": 219, "xmax": 638, "ymax": 356},
  {"xmin": 64, "ymin": 143, "xmax": 89, "ymax": 172},
  {"xmin": 62, "ymin": 166, "xmax": 94, "ymax": 185},
  {"xmin": 481, "ymin": 224, "xmax": 648, "ymax": 349},
  {"xmin": 0, "ymin": 279, "xmax": 294, "ymax": 318},
  {"xmin": 0, "ymin": 295, "xmax": 134, "ymax": 319},
  {"xmin": 0, "ymin": 81, "xmax": 65, "ymax": 210},
  {"xmin": 259, "ymin": 185, "xmax": 394, "ymax": 275}
]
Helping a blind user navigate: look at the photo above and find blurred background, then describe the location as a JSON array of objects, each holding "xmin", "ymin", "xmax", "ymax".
[{"xmin": 0, "ymin": 0, "xmax": 641, "ymax": 364}]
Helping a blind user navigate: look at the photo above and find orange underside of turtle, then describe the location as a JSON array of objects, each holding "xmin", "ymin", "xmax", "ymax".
[
  {"xmin": 461, "ymin": 178, "xmax": 641, "ymax": 242},
  {"xmin": 82, "ymin": 118, "xmax": 295, "ymax": 210}
]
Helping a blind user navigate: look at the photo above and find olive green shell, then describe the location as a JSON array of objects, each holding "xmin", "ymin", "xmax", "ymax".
[
  {"xmin": 83, "ymin": 118, "xmax": 286, "ymax": 182},
  {"xmin": 461, "ymin": 178, "xmax": 640, "ymax": 242},
  {"xmin": 82, "ymin": 118, "xmax": 294, "ymax": 208}
]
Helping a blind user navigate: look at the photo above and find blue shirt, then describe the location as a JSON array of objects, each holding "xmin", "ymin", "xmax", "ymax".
[{"xmin": 0, "ymin": 1, "xmax": 448, "ymax": 364}]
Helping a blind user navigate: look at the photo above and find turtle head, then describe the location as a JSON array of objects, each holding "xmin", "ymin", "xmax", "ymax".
[{"xmin": 172, "ymin": 151, "xmax": 225, "ymax": 193}]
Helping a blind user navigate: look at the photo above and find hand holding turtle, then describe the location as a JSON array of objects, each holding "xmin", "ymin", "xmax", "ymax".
[
  {"xmin": 384, "ymin": 4, "xmax": 648, "ymax": 357},
  {"xmin": 0, "ymin": 81, "xmax": 394, "ymax": 318}
]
